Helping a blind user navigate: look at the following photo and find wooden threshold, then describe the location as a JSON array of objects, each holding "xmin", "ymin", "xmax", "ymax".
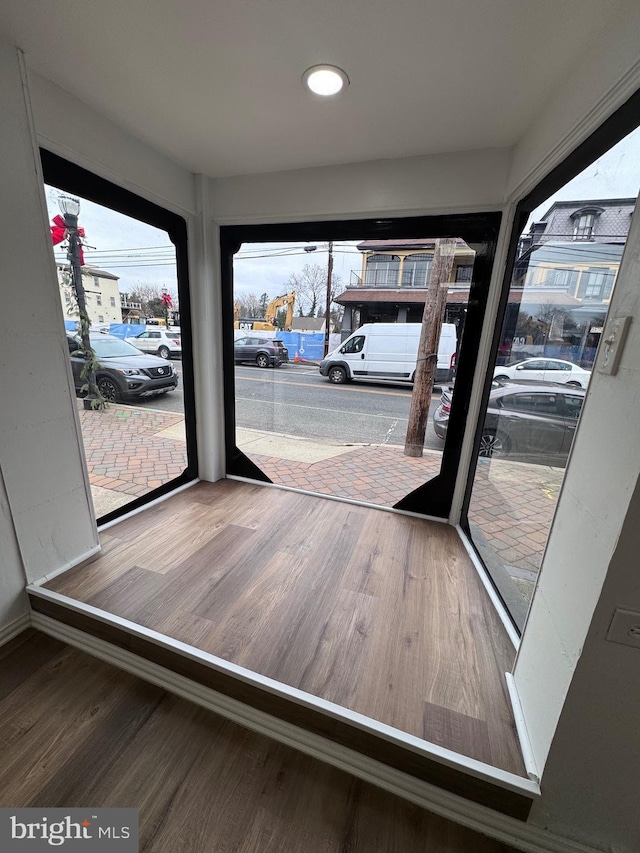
[{"xmin": 33, "ymin": 480, "xmax": 531, "ymax": 815}]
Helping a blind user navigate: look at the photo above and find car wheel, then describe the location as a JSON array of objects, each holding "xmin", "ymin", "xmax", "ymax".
[
  {"xmin": 256, "ymin": 353, "xmax": 270, "ymax": 368},
  {"xmin": 479, "ymin": 430, "xmax": 510, "ymax": 458},
  {"xmin": 158, "ymin": 346, "xmax": 171, "ymax": 359},
  {"xmin": 97, "ymin": 376, "xmax": 119, "ymax": 402},
  {"xmin": 494, "ymin": 374, "xmax": 509, "ymax": 382},
  {"xmin": 328, "ymin": 365, "xmax": 347, "ymax": 384},
  {"xmin": 566, "ymin": 381, "xmax": 582, "ymax": 387}
]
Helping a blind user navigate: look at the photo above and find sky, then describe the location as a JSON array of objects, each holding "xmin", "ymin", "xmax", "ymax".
[{"xmin": 45, "ymin": 122, "xmax": 640, "ymax": 303}]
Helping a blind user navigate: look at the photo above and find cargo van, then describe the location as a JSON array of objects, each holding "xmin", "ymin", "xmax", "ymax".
[{"xmin": 319, "ymin": 322, "xmax": 457, "ymax": 385}]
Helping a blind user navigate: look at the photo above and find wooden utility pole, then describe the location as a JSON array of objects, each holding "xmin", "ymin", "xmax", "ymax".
[
  {"xmin": 323, "ymin": 241, "xmax": 334, "ymax": 356},
  {"xmin": 404, "ymin": 238, "xmax": 456, "ymax": 457}
]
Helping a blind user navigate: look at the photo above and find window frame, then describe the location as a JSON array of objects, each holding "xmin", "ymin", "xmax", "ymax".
[
  {"xmin": 40, "ymin": 148, "xmax": 198, "ymax": 525},
  {"xmin": 458, "ymin": 85, "xmax": 640, "ymax": 633},
  {"xmin": 220, "ymin": 212, "xmax": 502, "ymax": 519}
]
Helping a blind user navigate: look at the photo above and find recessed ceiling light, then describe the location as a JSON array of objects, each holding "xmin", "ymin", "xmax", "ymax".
[{"xmin": 302, "ymin": 65, "xmax": 349, "ymax": 97}]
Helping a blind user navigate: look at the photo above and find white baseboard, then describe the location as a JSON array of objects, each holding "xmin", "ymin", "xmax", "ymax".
[
  {"xmin": 29, "ymin": 544, "xmax": 102, "ymax": 587},
  {"xmin": 30, "ymin": 610, "xmax": 602, "ymax": 853},
  {"xmin": 0, "ymin": 613, "xmax": 31, "ymax": 647}
]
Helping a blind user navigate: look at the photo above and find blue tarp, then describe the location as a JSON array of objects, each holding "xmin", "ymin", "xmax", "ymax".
[
  {"xmin": 108, "ymin": 323, "xmax": 146, "ymax": 339},
  {"xmin": 278, "ymin": 331, "xmax": 324, "ymax": 362}
]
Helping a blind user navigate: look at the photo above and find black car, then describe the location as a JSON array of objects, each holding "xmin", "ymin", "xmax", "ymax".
[
  {"xmin": 234, "ymin": 336, "xmax": 289, "ymax": 368},
  {"xmin": 67, "ymin": 332, "xmax": 179, "ymax": 402},
  {"xmin": 433, "ymin": 381, "xmax": 585, "ymax": 464}
]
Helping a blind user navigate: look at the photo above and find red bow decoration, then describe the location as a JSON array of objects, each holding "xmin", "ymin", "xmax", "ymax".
[
  {"xmin": 51, "ymin": 215, "xmax": 86, "ymax": 264},
  {"xmin": 161, "ymin": 292, "xmax": 173, "ymax": 308}
]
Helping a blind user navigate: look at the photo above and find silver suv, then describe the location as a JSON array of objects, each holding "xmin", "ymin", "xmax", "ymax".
[{"xmin": 234, "ymin": 336, "xmax": 289, "ymax": 368}]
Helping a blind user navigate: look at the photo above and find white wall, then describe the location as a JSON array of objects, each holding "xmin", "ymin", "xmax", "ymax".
[
  {"xmin": 507, "ymin": 0, "xmax": 640, "ymax": 202},
  {"xmin": 516, "ymin": 205, "xmax": 640, "ymax": 850},
  {"xmin": 208, "ymin": 148, "xmax": 512, "ymax": 224},
  {"xmin": 29, "ymin": 72, "xmax": 196, "ymax": 217},
  {"xmin": 0, "ymin": 468, "xmax": 28, "ymax": 633},
  {"xmin": 0, "ymin": 38, "xmax": 97, "ymax": 585}
]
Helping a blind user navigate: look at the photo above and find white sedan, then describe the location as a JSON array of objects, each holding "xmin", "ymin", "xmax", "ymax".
[
  {"xmin": 124, "ymin": 328, "xmax": 181, "ymax": 360},
  {"xmin": 493, "ymin": 357, "xmax": 591, "ymax": 388}
]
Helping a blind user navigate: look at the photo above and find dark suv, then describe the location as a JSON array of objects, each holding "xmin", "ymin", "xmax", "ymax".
[
  {"xmin": 234, "ymin": 336, "xmax": 289, "ymax": 368},
  {"xmin": 67, "ymin": 332, "xmax": 179, "ymax": 402}
]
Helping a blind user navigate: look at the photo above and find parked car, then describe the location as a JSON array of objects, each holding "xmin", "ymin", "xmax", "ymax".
[
  {"xmin": 67, "ymin": 332, "xmax": 178, "ymax": 402},
  {"xmin": 433, "ymin": 381, "xmax": 585, "ymax": 464},
  {"xmin": 493, "ymin": 358, "xmax": 590, "ymax": 388},
  {"xmin": 125, "ymin": 327, "xmax": 182, "ymax": 359},
  {"xmin": 234, "ymin": 336, "xmax": 289, "ymax": 368}
]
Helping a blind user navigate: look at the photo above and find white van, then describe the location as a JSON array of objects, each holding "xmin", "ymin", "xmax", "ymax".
[{"xmin": 318, "ymin": 322, "xmax": 457, "ymax": 385}]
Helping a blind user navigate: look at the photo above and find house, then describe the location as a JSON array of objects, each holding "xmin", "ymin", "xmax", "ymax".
[
  {"xmin": 57, "ymin": 263, "xmax": 122, "ymax": 325},
  {"xmin": 2, "ymin": 3, "xmax": 640, "ymax": 852},
  {"xmin": 335, "ymin": 238, "xmax": 475, "ymax": 339},
  {"xmin": 518, "ymin": 197, "xmax": 636, "ymax": 254}
]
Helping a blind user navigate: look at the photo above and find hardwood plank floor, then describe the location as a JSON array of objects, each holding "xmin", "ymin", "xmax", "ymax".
[
  {"xmin": 45, "ymin": 480, "xmax": 524, "ymax": 775},
  {"xmin": 0, "ymin": 632, "xmax": 519, "ymax": 853}
]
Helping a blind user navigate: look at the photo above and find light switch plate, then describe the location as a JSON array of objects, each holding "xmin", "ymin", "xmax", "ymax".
[
  {"xmin": 598, "ymin": 316, "xmax": 631, "ymax": 376},
  {"xmin": 606, "ymin": 608, "xmax": 640, "ymax": 649}
]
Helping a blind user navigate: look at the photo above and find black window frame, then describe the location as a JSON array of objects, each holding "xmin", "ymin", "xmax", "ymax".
[
  {"xmin": 221, "ymin": 213, "xmax": 502, "ymax": 519},
  {"xmin": 40, "ymin": 148, "xmax": 198, "ymax": 525},
  {"xmin": 459, "ymin": 85, "xmax": 640, "ymax": 634}
]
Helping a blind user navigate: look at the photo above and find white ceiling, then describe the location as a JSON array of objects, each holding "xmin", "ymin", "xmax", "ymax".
[{"xmin": 0, "ymin": 0, "xmax": 626, "ymax": 177}]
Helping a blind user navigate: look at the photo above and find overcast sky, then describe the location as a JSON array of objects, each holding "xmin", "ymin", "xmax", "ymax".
[{"xmin": 45, "ymin": 123, "xmax": 640, "ymax": 301}]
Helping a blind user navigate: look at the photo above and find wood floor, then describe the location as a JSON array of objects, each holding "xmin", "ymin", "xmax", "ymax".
[
  {"xmin": 45, "ymin": 480, "xmax": 524, "ymax": 776},
  {"xmin": 0, "ymin": 631, "xmax": 519, "ymax": 853}
]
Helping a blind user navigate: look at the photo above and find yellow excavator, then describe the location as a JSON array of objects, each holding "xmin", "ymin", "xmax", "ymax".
[{"xmin": 234, "ymin": 291, "xmax": 296, "ymax": 332}]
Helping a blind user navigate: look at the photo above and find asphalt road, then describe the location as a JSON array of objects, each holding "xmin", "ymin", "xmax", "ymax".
[{"xmin": 134, "ymin": 361, "xmax": 445, "ymax": 450}]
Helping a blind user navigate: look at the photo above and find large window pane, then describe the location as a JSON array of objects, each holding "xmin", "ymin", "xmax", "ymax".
[
  {"xmin": 45, "ymin": 184, "xmax": 189, "ymax": 520},
  {"xmin": 466, "ymin": 126, "xmax": 640, "ymax": 624},
  {"xmin": 230, "ymin": 237, "xmax": 476, "ymax": 508}
]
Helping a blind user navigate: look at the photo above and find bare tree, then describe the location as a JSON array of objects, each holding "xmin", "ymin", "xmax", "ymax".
[
  {"xmin": 234, "ymin": 291, "xmax": 263, "ymax": 318},
  {"xmin": 129, "ymin": 282, "xmax": 178, "ymax": 318},
  {"xmin": 286, "ymin": 264, "xmax": 342, "ymax": 317}
]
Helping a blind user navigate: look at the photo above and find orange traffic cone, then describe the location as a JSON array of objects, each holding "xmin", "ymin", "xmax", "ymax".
[{"xmin": 294, "ymin": 351, "xmax": 300, "ymax": 362}]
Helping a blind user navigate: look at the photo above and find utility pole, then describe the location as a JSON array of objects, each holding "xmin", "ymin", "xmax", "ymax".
[
  {"xmin": 323, "ymin": 240, "xmax": 334, "ymax": 357},
  {"xmin": 404, "ymin": 238, "xmax": 456, "ymax": 457},
  {"xmin": 59, "ymin": 196, "xmax": 99, "ymax": 410}
]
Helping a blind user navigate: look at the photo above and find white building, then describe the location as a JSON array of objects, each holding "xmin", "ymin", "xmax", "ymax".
[{"xmin": 57, "ymin": 263, "xmax": 122, "ymax": 325}]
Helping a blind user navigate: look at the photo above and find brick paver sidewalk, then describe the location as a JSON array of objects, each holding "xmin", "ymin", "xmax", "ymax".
[{"xmin": 78, "ymin": 403, "xmax": 187, "ymax": 498}]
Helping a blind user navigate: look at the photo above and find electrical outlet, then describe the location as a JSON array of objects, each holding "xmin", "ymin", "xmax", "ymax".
[
  {"xmin": 606, "ymin": 608, "xmax": 640, "ymax": 649},
  {"xmin": 598, "ymin": 316, "xmax": 631, "ymax": 376}
]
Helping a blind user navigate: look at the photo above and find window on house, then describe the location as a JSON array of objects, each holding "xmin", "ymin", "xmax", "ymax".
[
  {"xmin": 578, "ymin": 267, "xmax": 614, "ymax": 300},
  {"xmin": 455, "ymin": 265, "xmax": 473, "ymax": 282},
  {"xmin": 364, "ymin": 254, "xmax": 400, "ymax": 286},
  {"xmin": 573, "ymin": 213, "xmax": 595, "ymax": 240},
  {"xmin": 43, "ymin": 148, "xmax": 196, "ymax": 526},
  {"xmin": 401, "ymin": 253, "xmax": 432, "ymax": 286},
  {"xmin": 545, "ymin": 268, "xmax": 579, "ymax": 290}
]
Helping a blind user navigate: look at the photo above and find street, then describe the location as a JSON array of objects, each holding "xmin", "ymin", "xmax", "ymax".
[{"xmin": 136, "ymin": 362, "xmax": 445, "ymax": 450}]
